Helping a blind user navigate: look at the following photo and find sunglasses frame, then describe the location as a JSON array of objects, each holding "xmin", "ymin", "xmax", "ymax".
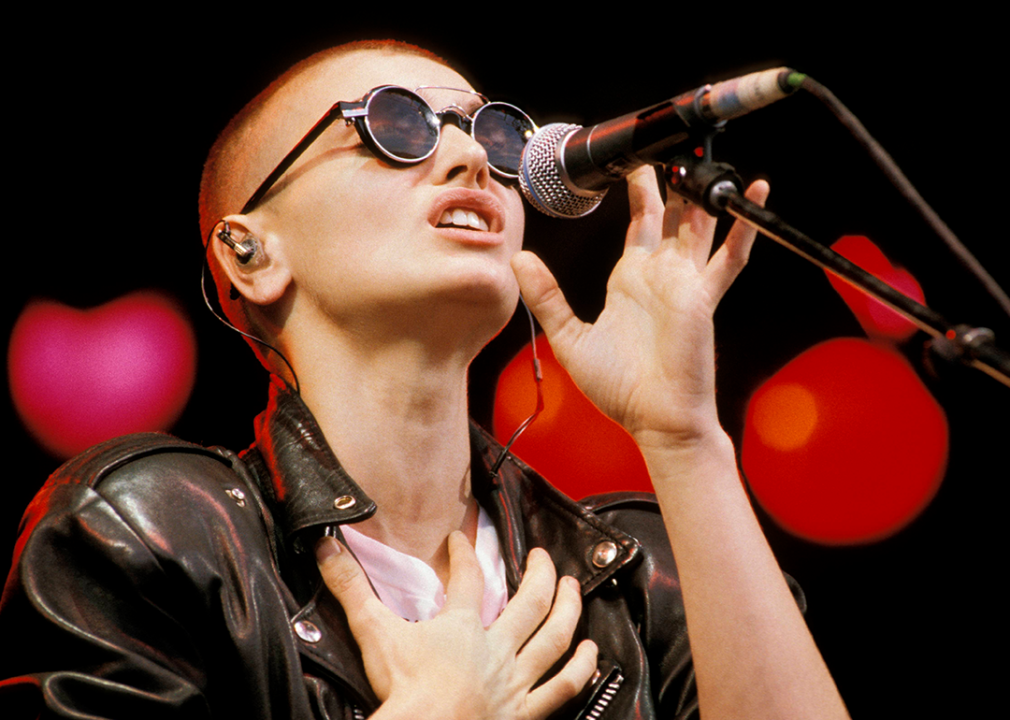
[{"xmin": 240, "ymin": 85, "xmax": 536, "ymax": 215}]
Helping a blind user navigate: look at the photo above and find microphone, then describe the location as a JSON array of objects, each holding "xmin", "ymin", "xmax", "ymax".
[{"xmin": 519, "ymin": 67, "xmax": 801, "ymax": 218}]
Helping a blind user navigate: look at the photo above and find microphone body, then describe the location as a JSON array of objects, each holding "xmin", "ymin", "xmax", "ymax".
[{"xmin": 519, "ymin": 67, "xmax": 798, "ymax": 218}]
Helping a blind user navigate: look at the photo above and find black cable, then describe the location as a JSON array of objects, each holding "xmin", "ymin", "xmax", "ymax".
[
  {"xmin": 796, "ymin": 73, "xmax": 1010, "ymax": 319},
  {"xmin": 201, "ymin": 226, "xmax": 301, "ymax": 393}
]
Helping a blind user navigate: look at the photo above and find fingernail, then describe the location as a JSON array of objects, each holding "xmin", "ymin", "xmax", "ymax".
[{"xmin": 315, "ymin": 536, "xmax": 342, "ymax": 562}]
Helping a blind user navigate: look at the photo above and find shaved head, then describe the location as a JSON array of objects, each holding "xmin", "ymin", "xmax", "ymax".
[
  {"xmin": 199, "ymin": 40, "xmax": 450, "ymax": 241},
  {"xmin": 199, "ymin": 41, "xmax": 454, "ymax": 369}
]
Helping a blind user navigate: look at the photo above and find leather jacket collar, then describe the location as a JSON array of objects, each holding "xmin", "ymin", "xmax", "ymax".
[
  {"xmin": 245, "ymin": 377, "xmax": 642, "ymax": 596},
  {"xmin": 249, "ymin": 377, "xmax": 377, "ymax": 535}
]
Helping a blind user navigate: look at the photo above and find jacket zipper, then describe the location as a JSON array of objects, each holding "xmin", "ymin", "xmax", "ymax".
[{"xmin": 578, "ymin": 666, "xmax": 624, "ymax": 719}]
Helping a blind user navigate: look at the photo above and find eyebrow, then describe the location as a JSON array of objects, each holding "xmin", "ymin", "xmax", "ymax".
[{"xmin": 413, "ymin": 85, "xmax": 488, "ymax": 114}]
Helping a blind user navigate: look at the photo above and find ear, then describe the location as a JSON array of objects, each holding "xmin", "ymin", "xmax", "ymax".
[{"xmin": 210, "ymin": 215, "xmax": 292, "ymax": 306}]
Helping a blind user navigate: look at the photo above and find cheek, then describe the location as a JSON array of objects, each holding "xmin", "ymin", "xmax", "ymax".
[
  {"xmin": 504, "ymin": 189, "xmax": 526, "ymax": 251},
  {"xmin": 304, "ymin": 169, "xmax": 382, "ymax": 233},
  {"xmin": 275, "ymin": 164, "xmax": 397, "ymax": 257}
]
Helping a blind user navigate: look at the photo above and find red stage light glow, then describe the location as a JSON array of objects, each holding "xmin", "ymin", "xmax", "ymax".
[
  {"xmin": 8, "ymin": 292, "xmax": 197, "ymax": 459},
  {"xmin": 493, "ymin": 337, "xmax": 652, "ymax": 499},
  {"xmin": 742, "ymin": 338, "xmax": 948, "ymax": 544},
  {"xmin": 826, "ymin": 235, "xmax": 925, "ymax": 341}
]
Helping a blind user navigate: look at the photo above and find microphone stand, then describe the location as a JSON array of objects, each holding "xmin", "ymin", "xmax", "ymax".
[{"xmin": 665, "ymin": 157, "xmax": 1010, "ymax": 388}]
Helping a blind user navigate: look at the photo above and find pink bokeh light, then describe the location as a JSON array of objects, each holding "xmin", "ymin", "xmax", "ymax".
[{"xmin": 9, "ymin": 292, "xmax": 197, "ymax": 458}]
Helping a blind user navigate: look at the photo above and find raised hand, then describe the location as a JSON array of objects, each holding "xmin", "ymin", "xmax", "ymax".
[
  {"xmin": 514, "ymin": 166, "xmax": 851, "ymax": 719},
  {"xmin": 316, "ymin": 532, "xmax": 598, "ymax": 720},
  {"xmin": 512, "ymin": 165, "xmax": 768, "ymax": 447}
]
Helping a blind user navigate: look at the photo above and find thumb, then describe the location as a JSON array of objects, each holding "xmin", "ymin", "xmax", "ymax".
[
  {"xmin": 316, "ymin": 536, "xmax": 387, "ymax": 630},
  {"xmin": 511, "ymin": 250, "xmax": 586, "ymax": 353},
  {"xmin": 442, "ymin": 531, "xmax": 485, "ymax": 612}
]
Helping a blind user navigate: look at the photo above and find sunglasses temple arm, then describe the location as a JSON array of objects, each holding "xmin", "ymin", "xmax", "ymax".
[{"xmin": 240, "ymin": 104, "xmax": 351, "ymax": 215}]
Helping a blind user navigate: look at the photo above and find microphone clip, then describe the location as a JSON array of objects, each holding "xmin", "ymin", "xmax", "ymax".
[{"xmin": 665, "ymin": 158, "xmax": 744, "ymax": 217}]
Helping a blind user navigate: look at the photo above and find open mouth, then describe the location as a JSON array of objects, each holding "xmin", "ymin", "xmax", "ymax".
[{"xmin": 437, "ymin": 208, "xmax": 490, "ymax": 232}]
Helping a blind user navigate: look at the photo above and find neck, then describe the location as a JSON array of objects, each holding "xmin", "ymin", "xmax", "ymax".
[{"xmin": 290, "ymin": 323, "xmax": 483, "ymax": 585}]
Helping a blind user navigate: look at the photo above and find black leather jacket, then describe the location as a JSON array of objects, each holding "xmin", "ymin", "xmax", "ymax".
[{"xmin": 2, "ymin": 380, "xmax": 792, "ymax": 719}]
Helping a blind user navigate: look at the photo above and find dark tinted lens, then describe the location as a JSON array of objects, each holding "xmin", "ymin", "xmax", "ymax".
[
  {"xmin": 366, "ymin": 89, "xmax": 439, "ymax": 161},
  {"xmin": 473, "ymin": 103, "xmax": 535, "ymax": 176}
]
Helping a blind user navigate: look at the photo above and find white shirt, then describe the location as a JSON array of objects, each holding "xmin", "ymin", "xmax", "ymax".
[{"xmin": 341, "ymin": 506, "xmax": 508, "ymax": 627}]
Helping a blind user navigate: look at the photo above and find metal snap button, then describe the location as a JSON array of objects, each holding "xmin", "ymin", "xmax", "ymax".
[
  {"xmin": 225, "ymin": 488, "xmax": 246, "ymax": 507},
  {"xmin": 293, "ymin": 619, "xmax": 322, "ymax": 643},
  {"xmin": 333, "ymin": 495, "xmax": 357, "ymax": 510},
  {"xmin": 591, "ymin": 540, "xmax": 619, "ymax": 568}
]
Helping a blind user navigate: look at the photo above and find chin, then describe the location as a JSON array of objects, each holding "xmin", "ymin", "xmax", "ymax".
[
  {"xmin": 437, "ymin": 261, "xmax": 519, "ymax": 303},
  {"xmin": 432, "ymin": 277, "xmax": 520, "ymax": 338}
]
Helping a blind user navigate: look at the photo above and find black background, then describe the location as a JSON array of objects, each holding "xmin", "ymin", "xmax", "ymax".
[{"xmin": 4, "ymin": 9, "xmax": 1008, "ymax": 717}]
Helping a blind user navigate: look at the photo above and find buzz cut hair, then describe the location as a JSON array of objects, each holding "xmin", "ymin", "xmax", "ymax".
[
  {"xmin": 198, "ymin": 39, "xmax": 451, "ymax": 370},
  {"xmin": 199, "ymin": 39, "xmax": 450, "ymax": 241}
]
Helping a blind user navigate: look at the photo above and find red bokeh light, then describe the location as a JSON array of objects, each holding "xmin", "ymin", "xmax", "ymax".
[
  {"xmin": 742, "ymin": 338, "xmax": 948, "ymax": 544},
  {"xmin": 826, "ymin": 235, "xmax": 925, "ymax": 341},
  {"xmin": 493, "ymin": 337, "xmax": 652, "ymax": 499},
  {"xmin": 8, "ymin": 292, "xmax": 197, "ymax": 459}
]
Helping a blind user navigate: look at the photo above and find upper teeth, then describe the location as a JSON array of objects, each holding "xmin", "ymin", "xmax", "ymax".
[{"xmin": 439, "ymin": 208, "xmax": 489, "ymax": 231}]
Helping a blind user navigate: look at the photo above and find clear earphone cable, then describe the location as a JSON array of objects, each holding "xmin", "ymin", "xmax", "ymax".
[
  {"xmin": 200, "ymin": 225, "xmax": 301, "ymax": 393},
  {"xmin": 488, "ymin": 295, "xmax": 544, "ymax": 478}
]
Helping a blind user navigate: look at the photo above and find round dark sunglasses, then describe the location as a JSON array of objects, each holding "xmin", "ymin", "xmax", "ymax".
[{"xmin": 240, "ymin": 85, "xmax": 537, "ymax": 214}]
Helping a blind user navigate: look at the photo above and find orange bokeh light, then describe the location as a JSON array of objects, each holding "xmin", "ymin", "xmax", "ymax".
[
  {"xmin": 751, "ymin": 382, "xmax": 819, "ymax": 451},
  {"xmin": 742, "ymin": 338, "xmax": 948, "ymax": 544}
]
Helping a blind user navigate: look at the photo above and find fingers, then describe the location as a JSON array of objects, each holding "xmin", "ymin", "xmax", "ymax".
[
  {"xmin": 515, "ymin": 575, "xmax": 584, "ymax": 678},
  {"xmin": 442, "ymin": 531, "xmax": 485, "ymax": 612},
  {"xmin": 319, "ymin": 536, "xmax": 595, "ymax": 719},
  {"xmin": 526, "ymin": 639, "xmax": 599, "ymax": 720},
  {"xmin": 656, "ymin": 168, "xmax": 718, "ymax": 271},
  {"xmin": 491, "ymin": 548, "xmax": 557, "ymax": 651},
  {"xmin": 675, "ymin": 197, "xmax": 720, "ymax": 272},
  {"xmin": 511, "ymin": 251, "xmax": 586, "ymax": 354},
  {"xmin": 626, "ymin": 164, "xmax": 718, "ymax": 271},
  {"xmin": 706, "ymin": 179, "xmax": 769, "ymax": 301},
  {"xmin": 316, "ymin": 536, "xmax": 392, "ymax": 634},
  {"xmin": 626, "ymin": 165, "xmax": 666, "ymax": 251},
  {"xmin": 495, "ymin": 551, "xmax": 596, "ymax": 718}
]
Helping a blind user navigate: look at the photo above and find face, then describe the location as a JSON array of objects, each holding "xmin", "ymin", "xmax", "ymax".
[{"xmin": 248, "ymin": 50, "xmax": 526, "ymax": 343}]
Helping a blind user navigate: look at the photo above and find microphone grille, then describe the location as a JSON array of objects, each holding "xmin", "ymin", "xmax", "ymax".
[{"xmin": 519, "ymin": 123, "xmax": 606, "ymax": 219}]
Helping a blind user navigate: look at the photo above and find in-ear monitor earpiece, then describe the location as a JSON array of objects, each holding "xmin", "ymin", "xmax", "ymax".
[{"xmin": 216, "ymin": 219, "xmax": 261, "ymax": 265}]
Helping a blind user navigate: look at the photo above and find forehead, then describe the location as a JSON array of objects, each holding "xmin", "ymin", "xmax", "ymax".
[
  {"xmin": 239, "ymin": 49, "xmax": 477, "ymax": 213},
  {"xmin": 290, "ymin": 50, "xmax": 476, "ymax": 120}
]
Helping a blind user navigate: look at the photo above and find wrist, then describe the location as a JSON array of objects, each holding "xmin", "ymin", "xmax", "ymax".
[
  {"xmin": 371, "ymin": 691, "xmax": 475, "ymax": 720},
  {"xmin": 631, "ymin": 415, "xmax": 729, "ymax": 455},
  {"xmin": 636, "ymin": 427, "xmax": 739, "ymax": 491}
]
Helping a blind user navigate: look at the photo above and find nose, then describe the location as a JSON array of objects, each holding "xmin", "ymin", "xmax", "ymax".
[{"xmin": 430, "ymin": 120, "xmax": 490, "ymax": 190}]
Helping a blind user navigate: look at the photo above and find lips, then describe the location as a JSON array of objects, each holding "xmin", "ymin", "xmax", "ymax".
[{"xmin": 429, "ymin": 188, "xmax": 504, "ymax": 235}]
